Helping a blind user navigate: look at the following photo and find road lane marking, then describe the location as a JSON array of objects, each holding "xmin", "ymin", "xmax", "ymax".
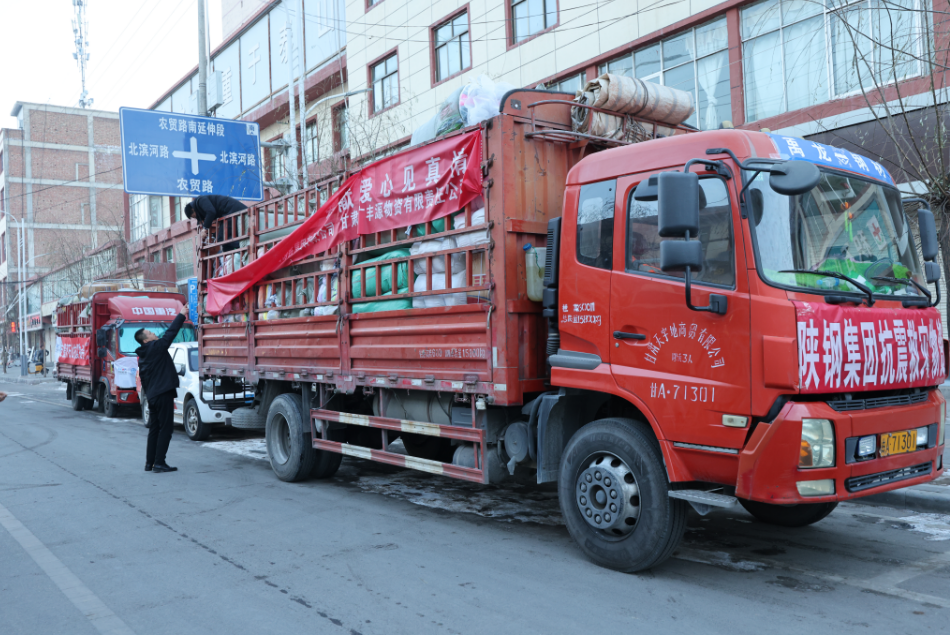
[{"xmin": 0, "ymin": 499, "xmax": 137, "ymax": 635}]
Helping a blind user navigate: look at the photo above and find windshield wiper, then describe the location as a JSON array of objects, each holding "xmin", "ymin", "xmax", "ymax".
[
  {"xmin": 871, "ymin": 276, "xmax": 932, "ymax": 307},
  {"xmin": 779, "ymin": 269, "xmax": 875, "ymax": 306},
  {"xmin": 871, "ymin": 276, "xmax": 931, "ymax": 300}
]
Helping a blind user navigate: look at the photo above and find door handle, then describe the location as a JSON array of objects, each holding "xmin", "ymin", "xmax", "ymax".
[{"xmin": 613, "ymin": 331, "xmax": 646, "ymax": 340}]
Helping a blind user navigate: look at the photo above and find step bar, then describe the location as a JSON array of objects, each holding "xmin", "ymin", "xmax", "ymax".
[{"xmin": 311, "ymin": 408, "xmax": 487, "ymax": 484}]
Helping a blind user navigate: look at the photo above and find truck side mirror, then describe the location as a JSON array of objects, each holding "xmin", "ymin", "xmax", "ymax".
[
  {"xmin": 768, "ymin": 160, "xmax": 820, "ymax": 196},
  {"xmin": 656, "ymin": 171, "xmax": 727, "ymax": 316},
  {"xmin": 925, "ymin": 261, "xmax": 941, "ymax": 284},
  {"xmin": 96, "ymin": 328, "xmax": 108, "ymax": 347},
  {"xmin": 917, "ymin": 208, "xmax": 938, "ymax": 262},
  {"xmin": 97, "ymin": 347, "xmax": 108, "ymax": 359}
]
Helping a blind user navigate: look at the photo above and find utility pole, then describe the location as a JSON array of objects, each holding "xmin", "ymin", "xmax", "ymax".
[
  {"xmin": 72, "ymin": 0, "xmax": 93, "ymax": 108},
  {"xmin": 197, "ymin": 0, "xmax": 209, "ymax": 116},
  {"xmin": 296, "ymin": 0, "xmax": 309, "ymax": 188},
  {"xmin": 285, "ymin": 15, "xmax": 299, "ymax": 191}
]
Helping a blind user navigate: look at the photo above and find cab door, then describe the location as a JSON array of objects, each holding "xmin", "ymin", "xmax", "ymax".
[{"xmin": 609, "ymin": 172, "xmax": 752, "ymax": 450}]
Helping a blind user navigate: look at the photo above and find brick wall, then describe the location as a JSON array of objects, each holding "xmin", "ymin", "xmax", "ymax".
[
  {"xmin": 28, "ymin": 110, "xmax": 89, "ymax": 146},
  {"xmin": 30, "ymin": 148, "xmax": 89, "ymax": 182},
  {"xmin": 92, "ymin": 117, "xmax": 120, "ymax": 147}
]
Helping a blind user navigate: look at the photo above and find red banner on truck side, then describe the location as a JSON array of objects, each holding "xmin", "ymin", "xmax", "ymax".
[
  {"xmin": 205, "ymin": 130, "xmax": 483, "ymax": 315},
  {"xmin": 794, "ymin": 301, "xmax": 946, "ymax": 393},
  {"xmin": 59, "ymin": 336, "xmax": 90, "ymax": 366}
]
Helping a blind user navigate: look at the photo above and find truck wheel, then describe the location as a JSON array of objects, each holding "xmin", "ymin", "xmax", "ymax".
[
  {"xmin": 266, "ymin": 394, "xmax": 317, "ymax": 482},
  {"xmin": 71, "ymin": 387, "xmax": 88, "ymax": 411},
  {"xmin": 558, "ymin": 417, "xmax": 687, "ymax": 572},
  {"xmin": 309, "ymin": 449, "xmax": 343, "ymax": 479},
  {"xmin": 738, "ymin": 500, "xmax": 838, "ymax": 527},
  {"xmin": 231, "ymin": 407, "xmax": 267, "ymax": 430},
  {"xmin": 140, "ymin": 395, "xmax": 150, "ymax": 427},
  {"xmin": 184, "ymin": 398, "xmax": 212, "ymax": 441},
  {"xmin": 95, "ymin": 385, "xmax": 106, "ymax": 413}
]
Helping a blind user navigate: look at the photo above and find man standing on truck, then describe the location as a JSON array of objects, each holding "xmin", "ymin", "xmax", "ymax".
[
  {"xmin": 135, "ymin": 304, "xmax": 188, "ymax": 473},
  {"xmin": 184, "ymin": 195, "xmax": 247, "ymax": 251}
]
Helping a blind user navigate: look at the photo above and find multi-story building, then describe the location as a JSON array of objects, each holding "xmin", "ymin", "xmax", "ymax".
[
  {"xmin": 0, "ymin": 102, "xmax": 126, "ymax": 353},
  {"xmin": 135, "ymin": 0, "xmax": 948, "ymax": 324}
]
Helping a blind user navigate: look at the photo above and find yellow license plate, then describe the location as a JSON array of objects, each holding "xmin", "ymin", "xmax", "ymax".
[{"xmin": 879, "ymin": 430, "xmax": 918, "ymax": 457}]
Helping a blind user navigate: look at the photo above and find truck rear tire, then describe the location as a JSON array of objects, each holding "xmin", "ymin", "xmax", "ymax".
[
  {"xmin": 71, "ymin": 387, "xmax": 89, "ymax": 411},
  {"xmin": 738, "ymin": 500, "xmax": 838, "ymax": 527},
  {"xmin": 231, "ymin": 407, "xmax": 267, "ymax": 430},
  {"xmin": 401, "ymin": 433, "xmax": 455, "ymax": 462},
  {"xmin": 558, "ymin": 417, "xmax": 687, "ymax": 573},
  {"xmin": 266, "ymin": 394, "xmax": 317, "ymax": 482},
  {"xmin": 184, "ymin": 398, "xmax": 212, "ymax": 441}
]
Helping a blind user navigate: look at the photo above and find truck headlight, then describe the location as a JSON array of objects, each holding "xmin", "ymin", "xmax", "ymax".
[{"xmin": 800, "ymin": 419, "xmax": 835, "ymax": 468}]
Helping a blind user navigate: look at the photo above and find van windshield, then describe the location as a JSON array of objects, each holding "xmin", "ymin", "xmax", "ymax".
[
  {"xmin": 748, "ymin": 169, "xmax": 925, "ymax": 297},
  {"xmin": 118, "ymin": 323, "xmax": 196, "ymax": 355}
]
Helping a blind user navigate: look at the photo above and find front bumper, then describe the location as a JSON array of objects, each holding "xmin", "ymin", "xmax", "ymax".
[{"xmin": 736, "ymin": 390, "xmax": 945, "ymax": 504}]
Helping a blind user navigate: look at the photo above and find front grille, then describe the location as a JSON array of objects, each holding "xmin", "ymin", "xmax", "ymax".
[
  {"xmin": 828, "ymin": 391, "xmax": 928, "ymax": 412},
  {"xmin": 845, "ymin": 462, "xmax": 932, "ymax": 492}
]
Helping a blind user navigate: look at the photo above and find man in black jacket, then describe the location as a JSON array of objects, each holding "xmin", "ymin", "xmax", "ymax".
[
  {"xmin": 184, "ymin": 195, "xmax": 247, "ymax": 251},
  {"xmin": 135, "ymin": 305, "xmax": 189, "ymax": 473}
]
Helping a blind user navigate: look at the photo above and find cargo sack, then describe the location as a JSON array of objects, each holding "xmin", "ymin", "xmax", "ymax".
[
  {"xmin": 453, "ymin": 207, "xmax": 490, "ymax": 247},
  {"xmin": 412, "ymin": 270, "xmax": 468, "ymax": 308},
  {"xmin": 351, "ymin": 249, "xmax": 411, "ymax": 298},
  {"xmin": 571, "ymin": 74, "xmax": 694, "ymax": 140},
  {"xmin": 352, "ymin": 287, "xmax": 412, "ymax": 313},
  {"xmin": 410, "ymin": 237, "xmax": 465, "ymax": 275}
]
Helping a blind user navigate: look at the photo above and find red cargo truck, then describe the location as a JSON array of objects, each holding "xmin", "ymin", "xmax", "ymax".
[
  {"xmin": 196, "ymin": 90, "xmax": 947, "ymax": 571},
  {"xmin": 56, "ymin": 281, "xmax": 196, "ymax": 416}
]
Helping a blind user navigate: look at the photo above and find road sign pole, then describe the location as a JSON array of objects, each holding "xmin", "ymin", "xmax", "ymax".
[
  {"xmin": 296, "ymin": 0, "xmax": 309, "ymax": 189},
  {"xmin": 197, "ymin": 0, "xmax": 209, "ymax": 116}
]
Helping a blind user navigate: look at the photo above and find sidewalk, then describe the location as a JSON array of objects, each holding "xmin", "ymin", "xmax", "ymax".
[{"xmin": 0, "ymin": 373, "xmax": 58, "ymax": 385}]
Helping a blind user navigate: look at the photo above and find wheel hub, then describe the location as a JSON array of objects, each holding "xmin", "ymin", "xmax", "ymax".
[
  {"xmin": 575, "ymin": 453, "xmax": 640, "ymax": 536},
  {"xmin": 186, "ymin": 408, "xmax": 198, "ymax": 434}
]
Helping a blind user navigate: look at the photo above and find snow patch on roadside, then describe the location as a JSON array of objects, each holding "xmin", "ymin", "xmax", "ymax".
[
  {"xmin": 353, "ymin": 472, "xmax": 563, "ymax": 526},
  {"xmin": 898, "ymin": 513, "xmax": 950, "ymax": 541},
  {"xmin": 203, "ymin": 438, "xmax": 268, "ymax": 461},
  {"xmin": 674, "ymin": 547, "xmax": 767, "ymax": 572}
]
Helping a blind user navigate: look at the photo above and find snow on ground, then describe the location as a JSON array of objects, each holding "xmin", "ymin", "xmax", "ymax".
[
  {"xmin": 897, "ymin": 513, "xmax": 950, "ymax": 541},
  {"xmin": 203, "ymin": 436, "xmax": 563, "ymax": 526}
]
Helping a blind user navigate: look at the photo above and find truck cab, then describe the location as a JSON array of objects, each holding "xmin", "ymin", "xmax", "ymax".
[
  {"xmin": 56, "ymin": 282, "xmax": 196, "ymax": 416},
  {"xmin": 549, "ymin": 130, "xmax": 945, "ymax": 561}
]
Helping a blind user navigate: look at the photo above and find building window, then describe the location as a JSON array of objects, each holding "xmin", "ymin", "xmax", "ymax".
[
  {"xmin": 434, "ymin": 12, "xmax": 471, "ymax": 82},
  {"xmin": 550, "ymin": 73, "xmax": 585, "ymax": 94},
  {"xmin": 151, "ymin": 252, "xmax": 161, "ymax": 263},
  {"xmin": 512, "ymin": 0, "xmax": 556, "ymax": 43},
  {"xmin": 0, "ymin": 187, "xmax": 4, "ymax": 212},
  {"xmin": 335, "ymin": 104, "xmax": 349, "ymax": 151},
  {"xmin": 165, "ymin": 247, "xmax": 174, "ymax": 262},
  {"xmin": 367, "ymin": 0, "xmax": 382, "ymax": 7},
  {"xmin": 305, "ymin": 120, "xmax": 319, "ymax": 163},
  {"xmin": 269, "ymin": 146, "xmax": 287, "ymax": 180},
  {"xmin": 1, "ymin": 232, "xmax": 5, "ymax": 264},
  {"xmin": 604, "ymin": 17, "xmax": 730, "ymax": 130},
  {"xmin": 130, "ymin": 194, "xmax": 150, "ymax": 242},
  {"xmin": 742, "ymin": 0, "xmax": 927, "ymax": 122},
  {"xmin": 371, "ymin": 54, "xmax": 399, "ymax": 113}
]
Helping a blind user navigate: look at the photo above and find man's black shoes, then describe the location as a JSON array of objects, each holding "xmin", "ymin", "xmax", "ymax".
[
  {"xmin": 152, "ymin": 464, "xmax": 178, "ymax": 473},
  {"xmin": 145, "ymin": 463, "xmax": 153, "ymax": 471}
]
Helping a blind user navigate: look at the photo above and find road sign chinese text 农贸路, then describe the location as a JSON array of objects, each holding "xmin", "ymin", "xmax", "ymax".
[{"xmin": 119, "ymin": 107, "xmax": 263, "ymax": 201}]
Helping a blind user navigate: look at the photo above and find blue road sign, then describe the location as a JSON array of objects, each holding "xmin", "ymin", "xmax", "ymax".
[
  {"xmin": 187, "ymin": 278, "xmax": 199, "ymax": 325},
  {"xmin": 119, "ymin": 106, "xmax": 263, "ymax": 201}
]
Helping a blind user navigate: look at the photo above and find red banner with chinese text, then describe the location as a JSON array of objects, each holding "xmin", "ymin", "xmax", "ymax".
[
  {"xmin": 205, "ymin": 130, "xmax": 483, "ymax": 314},
  {"xmin": 794, "ymin": 301, "xmax": 946, "ymax": 394},
  {"xmin": 59, "ymin": 336, "xmax": 90, "ymax": 366}
]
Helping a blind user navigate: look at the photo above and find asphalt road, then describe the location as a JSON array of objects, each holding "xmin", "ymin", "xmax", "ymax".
[{"xmin": 1, "ymin": 380, "xmax": 949, "ymax": 635}]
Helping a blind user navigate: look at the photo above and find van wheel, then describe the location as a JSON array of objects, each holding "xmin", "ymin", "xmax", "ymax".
[
  {"xmin": 71, "ymin": 387, "xmax": 88, "ymax": 411},
  {"xmin": 738, "ymin": 500, "xmax": 838, "ymax": 527},
  {"xmin": 558, "ymin": 417, "xmax": 687, "ymax": 572},
  {"xmin": 184, "ymin": 398, "xmax": 211, "ymax": 441},
  {"xmin": 103, "ymin": 393, "xmax": 117, "ymax": 418},
  {"xmin": 140, "ymin": 395, "xmax": 150, "ymax": 427},
  {"xmin": 266, "ymin": 394, "xmax": 317, "ymax": 482}
]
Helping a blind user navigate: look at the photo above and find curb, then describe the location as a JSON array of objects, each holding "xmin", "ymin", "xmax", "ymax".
[
  {"xmin": 0, "ymin": 376, "xmax": 57, "ymax": 385},
  {"xmin": 852, "ymin": 484, "xmax": 950, "ymax": 515}
]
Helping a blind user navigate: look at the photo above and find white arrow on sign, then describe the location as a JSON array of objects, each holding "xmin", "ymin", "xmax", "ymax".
[{"xmin": 173, "ymin": 136, "xmax": 217, "ymax": 175}]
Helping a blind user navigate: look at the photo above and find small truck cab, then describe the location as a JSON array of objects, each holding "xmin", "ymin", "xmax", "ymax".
[{"xmin": 56, "ymin": 281, "xmax": 196, "ymax": 416}]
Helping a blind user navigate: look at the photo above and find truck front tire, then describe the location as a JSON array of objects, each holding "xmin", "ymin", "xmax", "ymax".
[
  {"xmin": 266, "ymin": 394, "xmax": 318, "ymax": 482},
  {"xmin": 558, "ymin": 417, "xmax": 687, "ymax": 572},
  {"xmin": 738, "ymin": 500, "xmax": 838, "ymax": 527}
]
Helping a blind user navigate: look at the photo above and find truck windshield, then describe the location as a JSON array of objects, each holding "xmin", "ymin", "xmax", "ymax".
[
  {"xmin": 117, "ymin": 323, "xmax": 196, "ymax": 355},
  {"xmin": 748, "ymin": 169, "xmax": 925, "ymax": 297}
]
